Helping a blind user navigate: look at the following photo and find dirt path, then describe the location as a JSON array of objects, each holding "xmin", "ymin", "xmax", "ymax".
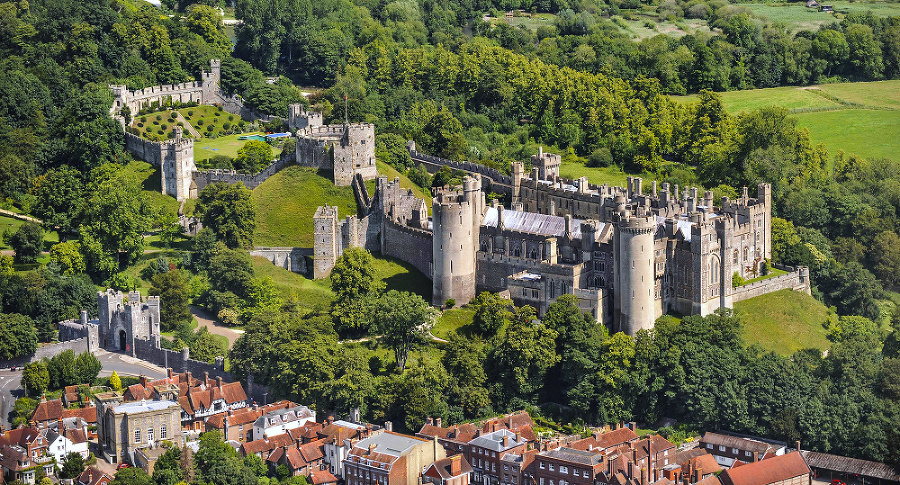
[
  {"xmin": 174, "ymin": 111, "xmax": 202, "ymax": 138},
  {"xmin": 0, "ymin": 209, "xmax": 41, "ymax": 223},
  {"xmin": 190, "ymin": 305, "xmax": 244, "ymax": 347}
]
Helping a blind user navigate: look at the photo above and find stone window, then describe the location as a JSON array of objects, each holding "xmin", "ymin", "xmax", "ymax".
[
  {"xmin": 148, "ymin": 427, "xmax": 154, "ymax": 442},
  {"xmin": 161, "ymin": 425, "xmax": 167, "ymax": 439},
  {"xmin": 134, "ymin": 429, "xmax": 141, "ymax": 443}
]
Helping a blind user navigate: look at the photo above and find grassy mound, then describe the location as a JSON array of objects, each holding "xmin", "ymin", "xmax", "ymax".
[
  {"xmin": 735, "ymin": 289, "xmax": 831, "ymax": 355},
  {"xmin": 252, "ymin": 166, "xmax": 358, "ymax": 247}
]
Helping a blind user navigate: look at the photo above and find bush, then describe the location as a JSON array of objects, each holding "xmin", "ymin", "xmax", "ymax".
[
  {"xmin": 587, "ymin": 147, "xmax": 613, "ymax": 167},
  {"xmin": 157, "ymin": 129, "xmax": 164, "ymax": 135},
  {"xmin": 445, "ymin": 298, "xmax": 456, "ymax": 308},
  {"xmin": 732, "ymin": 272, "xmax": 746, "ymax": 288},
  {"xmin": 140, "ymin": 116, "xmax": 147, "ymax": 122},
  {"xmin": 228, "ymin": 115, "xmax": 235, "ymax": 121},
  {"xmin": 215, "ymin": 111, "xmax": 221, "ymax": 116},
  {"xmin": 156, "ymin": 114, "xmax": 162, "ymax": 121},
  {"xmin": 137, "ymin": 122, "xmax": 144, "ymax": 128},
  {"xmin": 161, "ymin": 124, "xmax": 167, "ymax": 130},
  {"xmin": 196, "ymin": 119, "xmax": 204, "ymax": 126},
  {"xmin": 187, "ymin": 110, "xmax": 194, "ymax": 117},
  {"xmin": 153, "ymin": 120, "xmax": 159, "ymax": 125},
  {"xmin": 206, "ymin": 125, "xmax": 214, "ymax": 132}
]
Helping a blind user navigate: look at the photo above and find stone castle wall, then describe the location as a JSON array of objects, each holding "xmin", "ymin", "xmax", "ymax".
[
  {"xmin": 5, "ymin": 338, "xmax": 96, "ymax": 366},
  {"xmin": 731, "ymin": 265, "xmax": 811, "ymax": 303},
  {"xmin": 409, "ymin": 150, "xmax": 512, "ymax": 193},
  {"xmin": 192, "ymin": 156, "xmax": 292, "ymax": 193},
  {"xmin": 381, "ymin": 219, "xmax": 433, "ymax": 278},
  {"xmin": 249, "ymin": 247, "xmax": 311, "ymax": 274}
]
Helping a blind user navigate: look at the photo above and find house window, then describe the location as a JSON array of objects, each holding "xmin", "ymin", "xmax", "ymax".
[
  {"xmin": 540, "ymin": 463, "xmax": 545, "ymax": 470},
  {"xmin": 540, "ymin": 478, "xmax": 545, "ymax": 485},
  {"xmin": 549, "ymin": 464, "xmax": 555, "ymax": 471},
  {"xmin": 134, "ymin": 430, "xmax": 141, "ymax": 443},
  {"xmin": 560, "ymin": 466, "xmax": 568, "ymax": 474},
  {"xmin": 732, "ymin": 448, "xmax": 739, "ymax": 454},
  {"xmin": 148, "ymin": 428, "xmax": 154, "ymax": 442},
  {"xmin": 160, "ymin": 425, "xmax": 167, "ymax": 439},
  {"xmin": 745, "ymin": 451, "xmax": 752, "ymax": 457},
  {"xmin": 718, "ymin": 445, "xmax": 725, "ymax": 452},
  {"xmin": 706, "ymin": 444, "xmax": 713, "ymax": 450}
]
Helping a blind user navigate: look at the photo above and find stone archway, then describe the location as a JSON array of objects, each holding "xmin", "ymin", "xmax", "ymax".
[{"xmin": 118, "ymin": 329, "xmax": 127, "ymax": 351}]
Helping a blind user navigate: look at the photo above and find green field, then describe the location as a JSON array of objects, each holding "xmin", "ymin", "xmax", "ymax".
[
  {"xmin": 432, "ymin": 307, "xmax": 476, "ymax": 339},
  {"xmin": 735, "ymin": 289, "xmax": 831, "ymax": 355},
  {"xmin": 132, "ymin": 106, "xmax": 248, "ymax": 141},
  {"xmin": 252, "ymin": 166, "xmax": 359, "ymax": 247},
  {"xmin": 742, "ymin": 1, "xmax": 900, "ymax": 32},
  {"xmin": 194, "ymin": 132, "xmax": 283, "ymax": 161},
  {"xmin": 558, "ymin": 162, "xmax": 631, "ymax": 186},
  {"xmin": 124, "ymin": 160, "xmax": 182, "ymax": 216},
  {"xmin": 673, "ymin": 80, "xmax": 900, "ymax": 162}
]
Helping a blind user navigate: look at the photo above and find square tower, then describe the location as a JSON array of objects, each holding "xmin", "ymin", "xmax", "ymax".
[{"xmin": 313, "ymin": 206, "xmax": 342, "ymax": 279}]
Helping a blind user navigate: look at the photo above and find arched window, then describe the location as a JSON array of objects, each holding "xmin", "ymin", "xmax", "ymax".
[
  {"xmin": 743, "ymin": 247, "xmax": 749, "ymax": 261},
  {"xmin": 733, "ymin": 249, "xmax": 739, "ymax": 264},
  {"xmin": 594, "ymin": 276, "xmax": 606, "ymax": 288},
  {"xmin": 481, "ymin": 241, "xmax": 489, "ymax": 252},
  {"xmin": 710, "ymin": 256, "xmax": 720, "ymax": 285},
  {"xmin": 529, "ymin": 249, "xmax": 537, "ymax": 259},
  {"xmin": 513, "ymin": 247, "xmax": 522, "ymax": 257}
]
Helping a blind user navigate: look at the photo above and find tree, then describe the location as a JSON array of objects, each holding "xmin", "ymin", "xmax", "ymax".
[
  {"xmin": 771, "ymin": 217, "xmax": 801, "ymax": 264},
  {"xmin": 75, "ymin": 351, "xmax": 101, "ymax": 384},
  {"xmin": 195, "ymin": 182, "xmax": 256, "ymax": 249},
  {"xmin": 31, "ymin": 166, "xmax": 84, "ymax": 236},
  {"xmin": 207, "ymin": 248, "xmax": 255, "ymax": 299},
  {"xmin": 112, "ymin": 467, "xmax": 153, "ymax": 485},
  {"xmin": 488, "ymin": 307, "xmax": 560, "ymax": 403},
  {"xmin": 110, "ymin": 371, "xmax": 122, "ymax": 391},
  {"xmin": 150, "ymin": 270, "xmax": 193, "ymax": 332},
  {"xmin": 193, "ymin": 431, "xmax": 258, "ymax": 485},
  {"xmin": 0, "ymin": 154, "xmax": 33, "ymax": 200},
  {"xmin": 368, "ymin": 291, "xmax": 435, "ymax": 371},
  {"xmin": 0, "ymin": 313, "xmax": 37, "ymax": 361},
  {"xmin": 49, "ymin": 241, "xmax": 85, "ymax": 275},
  {"xmin": 152, "ymin": 446, "xmax": 184, "ymax": 485},
  {"xmin": 189, "ymin": 327, "xmax": 227, "ymax": 363},
  {"xmin": 845, "ymin": 24, "xmax": 883, "ymax": 80},
  {"xmin": 471, "ymin": 292, "xmax": 509, "ymax": 335},
  {"xmin": 330, "ymin": 248, "xmax": 378, "ymax": 334},
  {"xmin": 234, "ymin": 140, "xmax": 272, "ymax": 173},
  {"xmin": 60, "ymin": 451, "xmax": 85, "ymax": 479},
  {"xmin": 79, "ymin": 163, "xmax": 151, "ymax": 276},
  {"xmin": 47, "ymin": 349, "xmax": 78, "ymax": 389},
  {"xmin": 21, "ymin": 361, "xmax": 49, "ymax": 396},
  {"xmin": 872, "ymin": 231, "xmax": 900, "ymax": 288},
  {"xmin": 4, "ymin": 222, "xmax": 43, "ymax": 263},
  {"xmin": 420, "ymin": 107, "xmax": 467, "ymax": 161}
]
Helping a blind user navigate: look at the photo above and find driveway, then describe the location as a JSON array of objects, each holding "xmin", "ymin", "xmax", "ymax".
[{"xmin": 190, "ymin": 305, "xmax": 244, "ymax": 348}]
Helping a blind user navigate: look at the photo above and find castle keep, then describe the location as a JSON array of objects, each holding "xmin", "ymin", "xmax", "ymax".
[
  {"xmin": 290, "ymin": 104, "xmax": 378, "ymax": 186},
  {"xmin": 315, "ymin": 149, "xmax": 810, "ymax": 335}
]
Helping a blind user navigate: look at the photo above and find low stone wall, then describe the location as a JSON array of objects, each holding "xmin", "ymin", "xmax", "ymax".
[
  {"xmin": 132, "ymin": 338, "xmax": 228, "ymax": 378},
  {"xmin": 731, "ymin": 266, "xmax": 811, "ymax": 304},
  {"xmin": 192, "ymin": 157, "xmax": 292, "ymax": 192},
  {"xmin": 249, "ymin": 247, "xmax": 311, "ymax": 275},
  {"xmin": 5, "ymin": 338, "xmax": 95, "ymax": 366},
  {"xmin": 381, "ymin": 219, "xmax": 433, "ymax": 279}
]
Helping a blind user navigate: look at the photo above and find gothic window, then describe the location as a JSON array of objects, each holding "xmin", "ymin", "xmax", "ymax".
[
  {"xmin": 710, "ymin": 256, "xmax": 720, "ymax": 285},
  {"xmin": 514, "ymin": 247, "xmax": 522, "ymax": 257},
  {"xmin": 594, "ymin": 276, "xmax": 606, "ymax": 288},
  {"xmin": 733, "ymin": 249, "xmax": 739, "ymax": 264},
  {"xmin": 481, "ymin": 241, "xmax": 489, "ymax": 252},
  {"xmin": 743, "ymin": 247, "xmax": 748, "ymax": 261},
  {"xmin": 529, "ymin": 249, "xmax": 537, "ymax": 259}
]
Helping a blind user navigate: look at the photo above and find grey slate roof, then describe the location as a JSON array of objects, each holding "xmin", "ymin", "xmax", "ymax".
[
  {"xmin": 542, "ymin": 447, "xmax": 603, "ymax": 466},
  {"xmin": 468, "ymin": 429, "xmax": 527, "ymax": 452},
  {"xmin": 354, "ymin": 432, "xmax": 425, "ymax": 457},
  {"xmin": 483, "ymin": 207, "xmax": 603, "ymax": 239}
]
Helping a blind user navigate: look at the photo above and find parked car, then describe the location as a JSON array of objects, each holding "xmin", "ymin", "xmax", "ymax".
[{"xmin": 117, "ymin": 463, "xmax": 131, "ymax": 470}]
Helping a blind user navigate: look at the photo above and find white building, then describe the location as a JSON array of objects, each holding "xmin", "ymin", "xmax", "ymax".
[{"xmin": 252, "ymin": 405, "xmax": 316, "ymax": 440}]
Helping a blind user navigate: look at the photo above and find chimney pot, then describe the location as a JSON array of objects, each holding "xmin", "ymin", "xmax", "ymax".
[
  {"xmin": 503, "ymin": 436, "xmax": 510, "ymax": 447},
  {"xmin": 427, "ymin": 417, "xmax": 433, "ymax": 426},
  {"xmin": 204, "ymin": 371, "xmax": 209, "ymax": 383},
  {"xmin": 216, "ymin": 376, "xmax": 223, "ymax": 389},
  {"xmin": 436, "ymin": 417, "xmax": 442, "ymax": 428},
  {"xmin": 368, "ymin": 444, "xmax": 377, "ymax": 454},
  {"xmin": 167, "ymin": 368, "xmax": 173, "ymax": 379}
]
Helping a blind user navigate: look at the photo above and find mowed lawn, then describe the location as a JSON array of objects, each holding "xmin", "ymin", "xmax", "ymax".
[
  {"xmin": 252, "ymin": 166, "xmax": 359, "ymax": 247},
  {"xmin": 673, "ymin": 80, "xmax": 900, "ymax": 162},
  {"xmin": 794, "ymin": 109, "xmax": 900, "ymax": 161},
  {"xmin": 195, "ymin": 133, "xmax": 282, "ymax": 160},
  {"xmin": 558, "ymin": 162, "xmax": 630, "ymax": 186},
  {"xmin": 742, "ymin": 1, "xmax": 900, "ymax": 32},
  {"xmin": 0, "ymin": 215, "xmax": 59, "ymax": 250},
  {"xmin": 734, "ymin": 289, "xmax": 831, "ymax": 355}
]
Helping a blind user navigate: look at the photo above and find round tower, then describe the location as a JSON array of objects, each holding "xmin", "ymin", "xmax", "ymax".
[
  {"xmin": 614, "ymin": 209, "xmax": 656, "ymax": 335},
  {"xmin": 432, "ymin": 177, "xmax": 480, "ymax": 307}
]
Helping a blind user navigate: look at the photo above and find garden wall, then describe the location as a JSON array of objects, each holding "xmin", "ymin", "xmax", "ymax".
[{"xmin": 731, "ymin": 265, "xmax": 811, "ymax": 303}]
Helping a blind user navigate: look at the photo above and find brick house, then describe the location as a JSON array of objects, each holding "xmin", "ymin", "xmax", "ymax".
[
  {"xmin": 205, "ymin": 400, "xmax": 296, "ymax": 442},
  {"xmin": 424, "ymin": 454, "xmax": 474, "ymax": 485},
  {"xmin": 343, "ymin": 432, "xmax": 447, "ymax": 485},
  {"xmin": 699, "ymin": 433, "xmax": 777, "ymax": 468},
  {"xmin": 569, "ymin": 427, "xmax": 639, "ymax": 454},
  {"xmin": 719, "ymin": 452, "xmax": 810, "ymax": 485},
  {"xmin": 467, "ymin": 429, "xmax": 530, "ymax": 485},
  {"xmin": 526, "ymin": 447, "xmax": 605, "ymax": 485},
  {"xmin": 0, "ymin": 428, "xmax": 54, "ymax": 484}
]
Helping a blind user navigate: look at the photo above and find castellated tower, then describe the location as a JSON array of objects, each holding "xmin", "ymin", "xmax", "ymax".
[
  {"xmin": 202, "ymin": 59, "xmax": 221, "ymax": 102},
  {"xmin": 160, "ymin": 127, "xmax": 197, "ymax": 201},
  {"xmin": 613, "ymin": 207, "xmax": 656, "ymax": 335},
  {"xmin": 314, "ymin": 206, "xmax": 342, "ymax": 279},
  {"xmin": 432, "ymin": 175, "xmax": 484, "ymax": 307},
  {"xmin": 287, "ymin": 104, "xmax": 323, "ymax": 132}
]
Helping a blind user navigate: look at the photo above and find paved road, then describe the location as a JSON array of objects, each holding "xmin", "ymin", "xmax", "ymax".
[{"xmin": 0, "ymin": 350, "xmax": 166, "ymax": 429}]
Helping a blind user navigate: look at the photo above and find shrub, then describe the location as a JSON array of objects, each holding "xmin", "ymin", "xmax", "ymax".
[
  {"xmin": 222, "ymin": 122, "xmax": 231, "ymax": 130},
  {"xmin": 157, "ymin": 129, "xmax": 164, "ymax": 135},
  {"xmin": 161, "ymin": 124, "xmax": 167, "ymax": 130},
  {"xmin": 140, "ymin": 116, "xmax": 147, "ymax": 123},
  {"xmin": 156, "ymin": 114, "xmax": 162, "ymax": 121},
  {"xmin": 152, "ymin": 120, "xmax": 159, "ymax": 125},
  {"xmin": 187, "ymin": 110, "xmax": 194, "ymax": 117},
  {"xmin": 177, "ymin": 122, "xmax": 183, "ymax": 127},
  {"xmin": 445, "ymin": 298, "xmax": 456, "ymax": 308},
  {"xmin": 228, "ymin": 115, "xmax": 234, "ymax": 121},
  {"xmin": 206, "ymin": 124, "xmax": 214, "ymax": 132},
  {"xmin": 196, "ymin": 119, "xmax": 204, "ymax": 126},
  {"xmin": 214, "ymin": 111, "xmax": 221, "ymax": 116},
  {"xmin": 137, "ymin": 122, "xmax": 144, "ymax": 128},
  {"xmin": 732, "ymin": 272, "xmax": 746, "ymax": 288}
]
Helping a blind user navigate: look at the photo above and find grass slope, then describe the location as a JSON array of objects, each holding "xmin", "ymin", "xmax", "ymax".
[
  {"xmin": 123, "ymin": 160, "xmax": 181, "ymax": 216},
  {"xmin": 0, "ymin": 215, "xmax": 59, "ymax": 251},
  {"xmin": 194, "ymin": 133, "xmax": 282, "ymax": 161},
  {"xmin": 252, "ymin": 166, "xmax": 358, "ymax": 247},
  {"xmin": 734, "ymin": 289, "xmax": 831, "ymax": 355}
]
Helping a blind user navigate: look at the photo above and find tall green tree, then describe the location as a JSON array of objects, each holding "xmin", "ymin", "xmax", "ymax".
[
  {"xmin": 196, "ymin": 182, "xmax": 256, "ymax": 249},
  {"xmin": 330, "ymin": 247, "xmax": 378, "ymax": 334},
  {"xmin": 150, "ymin": 270, "xmax": 193, "ymax": 332},
  {"xmin": 4, "ymin": 222, "xmax": 43, "ymax": 263},
  {"xmin": 487, "ymin": 306, "xmax": 559, "ymax": 404},
  {"xmin": 74, "ymin": 351, "xmax": 101, "ymax": 384},
  {"xmin": 0, "ymin": 313, "xmax": 37, "ymax": 361},
  {"xmin": 368, "ymin": 290, "xmax": 435, "ymax": 371},
  {"xmin": 21, "ymin": 361, "xmax": 49, "ymax": 396}
]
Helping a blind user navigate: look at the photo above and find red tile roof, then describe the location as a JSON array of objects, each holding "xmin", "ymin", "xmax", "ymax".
[
  {"xmin": 309, "ymin": 469, "xmax": 339, "ymax": 485},
  {"xmin": 78, "ymin": 467, "xmax": 113, "ymax": 485},
  {"xmin": 63, "ymin": 406, "xmax": 97, "ymax": 424},
  {"xmin": 720, "ymin": 452, "xmax": 810, "ymax": 485},
  {"xmin": 424, "ymin": 455, "xmax": 474, "ymax": 479},
  {"xmin": 299, "ymin": 439, "xmax": 325, "ymax": 463},
  {"xmin": 31, "ymin": 399, "xmax": 64, "ymax": 422},
  {"xmin": 571, "ymin": 428, "xmax": 639, "ymax": 452}
]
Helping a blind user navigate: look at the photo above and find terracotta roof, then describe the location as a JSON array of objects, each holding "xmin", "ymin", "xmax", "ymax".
[
  {"xmin": 695, "ymin": 476, "xmax": 720, "ymax": 485},
  {"xmin": 284, "ymin": 448, "xmax": 306, "ymax": 469},
  {"xmin": 614, "ymin": 435, "xmax": 674, "ymax": 462},
  {"xmin": 571, "ymin": 428, "xmax": 639, "ymax": 452},
  {"xmin": 1, "ymin": 445, "xmax": 30, "ymax": 471},
  {"xmin": 309, "ymin": 469, "xmax": 339, "ymax": 484},
  {"xmin": 64, "ymin": 385, "xmax": 80, "ymax": 403},
  {"xmin": 0, "ymin": 428, "xmax": 42, "ymax": 448},
  {"xmin": 424, "ymin": 455, "xmax": 474, "ymax": 480},
  {"xmin": 77, "ymin": 467, "xmax": 113, "ymax": 485},
  {"xmin": 684, "ymin": 453, "xmax": 721, "ymax": 475},
  {"xmin": 720, "ymin": 452, "xmax": 809, "ymax": 485},
  {"xmin": 63, "ymin": 406, "xmax": 97, "ymax": 423},
  {"xmin": 64, "ymin": 428, "xmax": 88, "ymax": 444},
  {"xmin": 675, "ymin": 448, "xmax": 707, "ymax": 464},
  {"xmin": 299, "ymin": 439, "xmax": 325, "ymax": 463},
  {"xmin": 242, "ymin": 433, "xmax": 295, "ymax": 456},
  {"xmin": 31, "ymin": 399, "xmax": 64, "ymax": 422}
]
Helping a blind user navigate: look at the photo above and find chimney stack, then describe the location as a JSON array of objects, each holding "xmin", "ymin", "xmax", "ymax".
[
  {"xmin": 368, "ymin": 444, "xmax": 376, "ymax": 454},
  {"xmin": 503, "ymin": 435, "xmax": 510, "ymax": 447},
  {"xmin": 427, "ymin": 417, "xmax": 433, "ymax": 426},
  {"xmin": 216, "ymin": 376, "xmax": 223, "ymax": 389},
  {"xmin": 795, "ymin": 440, "xmax": 801, "ymax": 451},
  {"xmin": 436, "ymin": 417, "xmax": 442, "ymax": 428},
  {"xmin": 385, "ymin": 421, "xmax": 393, "ymax": 432},
  {"xmin": 140, "ymin": 375, "xmax": 148, "ymax": 387},
  {"xmin": 167, "ymin": 368, "xmax": 173, "ymax": 379},
  {"xmin": 450, "ymin": 455, "xmax": 462, "ymax": 475},
  {"xmin": 204, "ymin": 371, "xmax": 209, "ymax": 383},
  {"xmin": 641, "ymin": 467, "xmax": 648, "ymax": 485}
]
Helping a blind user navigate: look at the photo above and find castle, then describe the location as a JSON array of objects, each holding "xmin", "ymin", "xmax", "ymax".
[
  {"xmin": 290, "ymin": 104, "xmax": 378, "ymax": 186},
  {"xmin": 314, "ymin": 148, "xmax": 811, "ymax": 335}
]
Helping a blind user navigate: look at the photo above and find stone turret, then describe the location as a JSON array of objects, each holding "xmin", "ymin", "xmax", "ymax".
[
  {"xmin": 313, "ymin": 206, "xmax": 342, "ymax": 279},
  {"xmin": 432, "ymin": 175, "xmax": 483, "ymax": 306},
  {"xmin": 613, "ymin": 207, "xmax": 656, "ymax": 335}
]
